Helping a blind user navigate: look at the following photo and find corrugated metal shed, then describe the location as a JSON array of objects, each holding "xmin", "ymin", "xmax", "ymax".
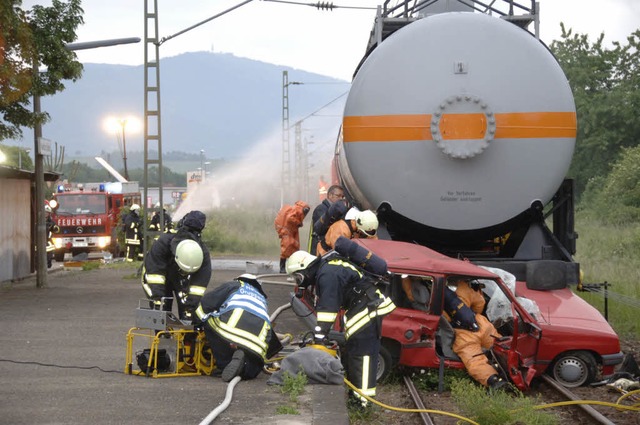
[{"xmin": 0, "ymin": 165, "xmax": 59, "ymax": 283}]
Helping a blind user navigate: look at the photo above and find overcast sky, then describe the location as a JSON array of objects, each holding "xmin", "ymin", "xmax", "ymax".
[{"xmin": 21, "ymin": 0, "xmax": 639, "ymax": 81}]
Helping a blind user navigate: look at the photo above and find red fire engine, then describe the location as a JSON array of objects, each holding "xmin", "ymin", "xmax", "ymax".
[{"xmin": 49, "ymin": 182, "xmax": 141, "ymax": 261}]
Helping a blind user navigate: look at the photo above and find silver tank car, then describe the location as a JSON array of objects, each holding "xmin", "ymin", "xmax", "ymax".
[{"xmin": 336, "ymin": 12, "xmax": 576, "ymax": 250}]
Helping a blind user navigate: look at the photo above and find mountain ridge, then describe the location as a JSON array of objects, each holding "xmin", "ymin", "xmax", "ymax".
[{"xmin": 24, "ymin": 51, "xmax": 349, "ymax": 167}]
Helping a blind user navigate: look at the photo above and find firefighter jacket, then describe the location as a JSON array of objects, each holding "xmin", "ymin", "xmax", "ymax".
[
  {"xmin": 314, "ymin": 257, "xmax": 396, "ymax": 340},
  {"xmin": 275, "ymin": 201, "xmax": 310, "ymax": 259},
  {"xmin": 45, "ymin": 215, "xmax": 58, "ymax": 253},
  {"xmin": 308, "ymin": 199, "xmax": 331, "ymax": 253},
  {"xmin": 149, "ymin": 210, "xmax": 173, "ymax": 233},
  {"xmin": 141, "ymin": 229, "xmax": 211, "ymax": 307},
  {"xmin": 195, "ymin": 279, "xmax": 275, "ymax": 361},
  {"xmin": 124, "ymin": 211, "xmax": 142, "ymax": 245},
  {"xmin": 317, "ymin": 214, "xmax": 379, "ymax": 257}
]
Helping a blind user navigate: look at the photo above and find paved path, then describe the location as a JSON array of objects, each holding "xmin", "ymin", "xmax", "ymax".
[{"xmin": 0, "ymin": 260, "xmax": 348, "ymax": 425}]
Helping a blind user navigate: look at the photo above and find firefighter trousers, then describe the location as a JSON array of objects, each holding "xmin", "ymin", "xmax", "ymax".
[
  {"xmin": 203, "ymin": 327, "xmax": 263, "ymax": 379},
  {"xmin": 342, "ymin": 319, "xmax": 381, "ymax": 406}
]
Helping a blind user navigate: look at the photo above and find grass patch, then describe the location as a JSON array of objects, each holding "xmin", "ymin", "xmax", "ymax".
[
  {"xmin": 450, "ymin": 378, "xmax": 559, "ymax": 425},
  {"xmin": 574, "ymin": 215, "xmax": 640, "ymax": 339},
  {"xmin": 81, "ymin": 261, "xmax": 101, "ymax": 271},
  {"xmin": 275, "ymin": 405, "xmax": 299, "ymax": 415},
  {"xmin": 274, "ymin": 370, "xmax": 307, "ymax": 417},
  {"xmin": 201, "ymin": 207, "xmax": 283, "ymax": 256},
  {"xmin": 279, "ymin": 370, "xmax": 307, "ymax": 402}
]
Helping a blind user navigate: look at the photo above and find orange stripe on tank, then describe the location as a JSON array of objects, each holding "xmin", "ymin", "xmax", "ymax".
[{"xmin": 343, "ymin": 112, "xmax": 577, "ymax": 142}]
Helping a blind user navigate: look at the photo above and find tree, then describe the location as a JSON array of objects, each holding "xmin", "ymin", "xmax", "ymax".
[
  {"xmin": 551, "ymin": 24, "xmax": 640, "ymax": 197},
  {"xmin": 0, "ymin": 0, "xmax": 83, "ymax": 141},
  {"xmin": 581, "ymin": 145, "xmax": 640, "ymax": 224},
  {"xmin": 0, "ymin": 144, "xmax": 33, "ymax": 169}
]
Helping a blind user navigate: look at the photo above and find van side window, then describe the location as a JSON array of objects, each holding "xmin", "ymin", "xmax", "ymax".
[{"xmin": 401, "ymin": 275, "xmax": 433, "ymax": 312}]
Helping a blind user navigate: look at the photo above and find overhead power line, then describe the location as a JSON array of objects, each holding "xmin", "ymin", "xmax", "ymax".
[{"xmin": 263, "ymin": 0, "xmax": 376, "ymax": 11}]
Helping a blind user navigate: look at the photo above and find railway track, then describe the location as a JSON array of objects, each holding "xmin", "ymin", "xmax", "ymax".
[{"xmin": 371, "ymin": 373, "xmax": 638, "ymax": 425}]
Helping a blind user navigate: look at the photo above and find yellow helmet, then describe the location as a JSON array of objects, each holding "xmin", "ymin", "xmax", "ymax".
[{"xmin": 174, "ymin": 239, "xmax": 204, "ymax": 273}]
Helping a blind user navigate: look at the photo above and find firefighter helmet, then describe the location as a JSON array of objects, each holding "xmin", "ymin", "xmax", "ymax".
[
  {"xmin": 130, "ymin": 204, "xmax": 140, "ymax": 212},
  {"xmin": 45, "ymin": 205, "xmax": 52, "ymax": 213},
  {"xmin": 355, "ymin": 210, "xmax": 378, "ymax": 237},
  {"xmin": 285, "ymin": 251, "xmax": 317, "ymax": 275},
  {"xmin": 174, "ymin": 239, "xmax": 204, "ymax": 273}
]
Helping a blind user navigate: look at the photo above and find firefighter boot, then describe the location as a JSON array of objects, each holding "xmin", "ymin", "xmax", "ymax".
[{"xmin": 222, "ymin": 349, "xmax": 245, "ymax": 382}]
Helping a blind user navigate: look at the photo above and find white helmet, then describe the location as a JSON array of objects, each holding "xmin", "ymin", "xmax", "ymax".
[
  {"xmin": 355, "ymin": 210, "xmax": 378, "ymax": 237},
  {"xmin": 285, "ymin": 250, "xmax": 317, "ymax": 275},
  {"xmin": 130, "ymin": 204, "xmax": 140, "ymax": 212},
  {"xmin": 45, "ymin": 205, "xmax": 52, "ymax": 213},
  {"xmin": 174, "ymin": 239, "xmax": 204, "ymax": 273}
]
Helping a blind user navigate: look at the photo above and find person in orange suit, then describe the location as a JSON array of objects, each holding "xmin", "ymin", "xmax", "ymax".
[
  {"xmin": 316, "ymin": 208, "xmax": 378, "ymax": 256},
  {"xmin": 275, "ymin": 200, "xmax": 310, "ymax": 273},
  {"xmin": 444, "ymin": 279, "xmax": 508, "ymax": 390}
]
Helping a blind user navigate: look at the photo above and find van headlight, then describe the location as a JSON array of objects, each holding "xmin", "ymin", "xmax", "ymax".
[{"xmin": 97, "ymin": 236, "xmax": 111, "ymax": 248}]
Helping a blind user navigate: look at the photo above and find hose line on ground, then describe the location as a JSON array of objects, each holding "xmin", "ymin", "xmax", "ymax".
[{"xmin": 198, "ymin": 376, "xmax": 242, "ymax": 425}]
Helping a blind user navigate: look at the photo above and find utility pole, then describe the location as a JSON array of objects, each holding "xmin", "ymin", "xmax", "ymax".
[
  {"xmin": 33, "ymin": 61, "xmax": 47, "ymax": 288},
  {"xmin": 282, "ymin": 71, "xmax": 302, "ymax": 206}
]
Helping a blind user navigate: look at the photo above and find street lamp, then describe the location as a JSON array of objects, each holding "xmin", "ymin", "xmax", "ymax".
[{"xmin": 104, "ymin": 116, "xmax": 141, "ymax": 181}]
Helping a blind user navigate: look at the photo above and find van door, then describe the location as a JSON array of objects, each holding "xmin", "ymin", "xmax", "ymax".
[{"xmin": 489, "ymin": 284, "xmax": 541, "ymax": 391}]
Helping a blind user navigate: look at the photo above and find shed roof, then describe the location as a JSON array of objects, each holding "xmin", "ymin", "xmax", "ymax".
[{"xmin": 0, "ymin": 164, "xmax": 59, "ymax": 182}]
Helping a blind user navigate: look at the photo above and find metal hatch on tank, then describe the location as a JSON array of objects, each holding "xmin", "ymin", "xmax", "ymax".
[{"xmin": 337, "ymin": 12, "xmax": 576, "ymax": 248}]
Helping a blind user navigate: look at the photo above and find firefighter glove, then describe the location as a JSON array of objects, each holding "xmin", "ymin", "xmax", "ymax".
[{"xmin": 184, "ymin": 294, "xmax": 200, "ymax": 310}]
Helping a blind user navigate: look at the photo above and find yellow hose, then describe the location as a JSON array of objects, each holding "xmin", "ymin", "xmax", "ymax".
[{"xmin": 343, "ymin": 378, "xmax": 480, "ymax": 425}]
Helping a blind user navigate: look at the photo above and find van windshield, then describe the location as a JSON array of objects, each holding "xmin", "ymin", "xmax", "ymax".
[{"xmin": 55, "ymin": 194, "xmax": 107, "ymax": 215}]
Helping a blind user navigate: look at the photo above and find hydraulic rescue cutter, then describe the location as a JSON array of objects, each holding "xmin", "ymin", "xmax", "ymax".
[{"xmin": 125, "ymin": 299, "xmax": 215, "ymax": 378}]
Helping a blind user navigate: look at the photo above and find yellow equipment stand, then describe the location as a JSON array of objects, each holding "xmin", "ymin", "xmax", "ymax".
[{"xmin": 125, "ymin": 300, "xmax": 215, "ymax": 378}]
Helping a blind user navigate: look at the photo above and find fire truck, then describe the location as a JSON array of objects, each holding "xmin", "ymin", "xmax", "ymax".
[{"xmin": 49, "ymin": 182, "xmax": 141, "ymax": 261}]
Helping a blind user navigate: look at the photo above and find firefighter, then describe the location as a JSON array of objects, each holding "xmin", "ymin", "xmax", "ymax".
[
  {"xmin": 316, "ymin": 208, "xmax": 378, "ymax": 256},
  {"xmin": 444, "ymin": 278, "xmax": 508, "ymax": 390},
  {"xmin": 149, "ymin": 207, "xmax": 173, "ymax": 233},
  {"xmin": 274, "ymin": 200, "xmax": 310, "ymax": 273},
  {"xmin": 45, "ymin": 204, "xmax": 59, "ymax": 268},
  {"xmin": 308, "ymin": 184, "xmax": 346, "ymax": 255},
  {"xmin": 285, "ymin": 250, "xmax": 396, "ymax": 408},
  {"xmin": 141, "ymin": 210, "xmax": 211, "ymax": 321},
  {"xmin": 124, "ymin": 204, "xmax": 143, "ymax": 262},
  {"xmin": 195, "ymin": 274, "xmax": 282, "ymax": 382}
]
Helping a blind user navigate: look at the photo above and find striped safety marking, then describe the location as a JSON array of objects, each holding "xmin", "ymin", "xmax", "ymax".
[{"xmin": 343, "ymin": 112, "xmax": 577, "ymax": 142}]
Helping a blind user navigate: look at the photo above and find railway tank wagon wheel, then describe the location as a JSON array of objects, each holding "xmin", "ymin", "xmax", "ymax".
[{"xmin": 549, "ymin": 350, "xmax": 598, "ymax": 388}]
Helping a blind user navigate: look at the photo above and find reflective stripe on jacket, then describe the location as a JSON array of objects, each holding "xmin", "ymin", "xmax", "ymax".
[
  {"xmin": 315, "ymin": 257, "xmax": 396, "ymax": 339},
  {"xmin": 196, "ymin": 281, "xmax": 271, "ymax": 359}
]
